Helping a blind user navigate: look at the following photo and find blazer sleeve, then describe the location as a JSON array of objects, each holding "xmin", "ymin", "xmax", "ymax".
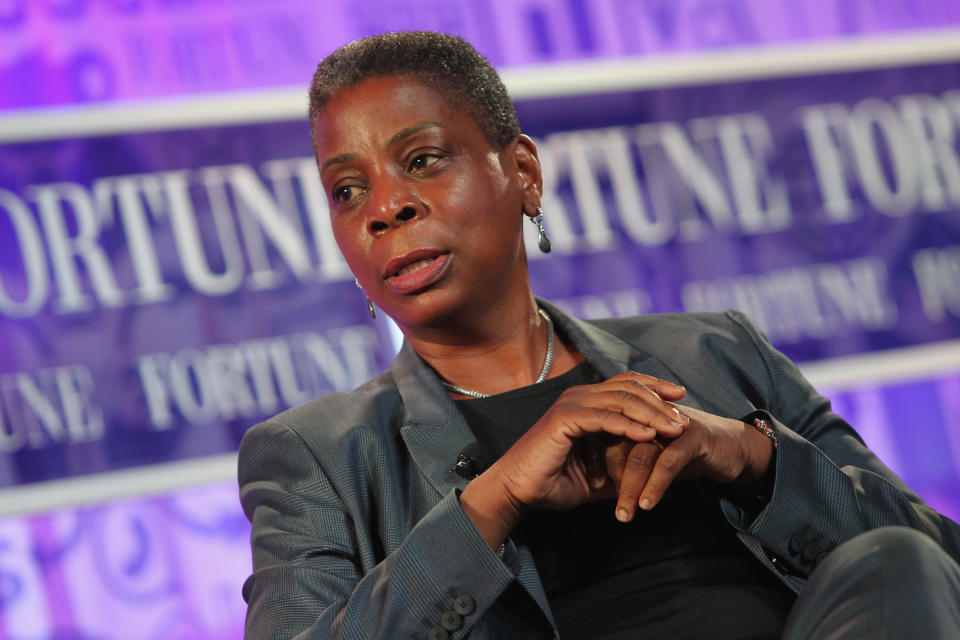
[
  {"xmin": 717, "ymin": 310, "xmax": 960, "ymax": 576},
  {"xmin": 238, "ymin": 419, "xmax": 517, "ymax": 640}
]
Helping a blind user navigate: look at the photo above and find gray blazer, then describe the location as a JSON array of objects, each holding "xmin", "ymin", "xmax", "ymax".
[{"xmin": 239, "ymin": 301, "xmax": 960, "ymax": 639}]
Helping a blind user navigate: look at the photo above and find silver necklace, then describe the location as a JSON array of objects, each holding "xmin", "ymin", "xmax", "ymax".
[{"xmin": 440, "ymin": 308, "xmax": 554, "ymax": 399}]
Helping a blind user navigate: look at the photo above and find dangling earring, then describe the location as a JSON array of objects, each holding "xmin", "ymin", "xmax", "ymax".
[
  {"xmin": 529, "ymin": 206, "xmax": 552, "ymax": 253},
  {"xmin": 355, "ymin": 278, "xmax": 376, "ymax": 319}
]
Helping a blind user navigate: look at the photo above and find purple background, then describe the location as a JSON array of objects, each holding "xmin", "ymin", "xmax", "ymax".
[
  {"xmin": 3, "ymin": 60, "xmax": 959, "ymax": 487},
  {"xmin": 2, "ymin": 0, "xmax": 960, "ymax": 109},
  {"xmin": 0, "ymin": 2, "xmax": 959, "ymax": 639},
  {"xmin": 519, "ymin": 62, "xmax": 960, "ymax": 362}
]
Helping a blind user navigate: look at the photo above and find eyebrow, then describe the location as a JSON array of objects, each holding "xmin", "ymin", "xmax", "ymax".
[
  {"xmin": 320, "ymin": 121, "xmax": 443, "ymax": 173},
  {"xmin": 321, "ymin": 152, "xmax": 355, "ymax": 173},
  {"xmin": 388, "ymin": 121, "xmax": 442, "ymax": 146}
]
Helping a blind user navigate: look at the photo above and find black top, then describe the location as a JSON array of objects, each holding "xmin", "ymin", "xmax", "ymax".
[{"xmin": 456, "ymin": 360, "xmax": 796, "ymax": 639}]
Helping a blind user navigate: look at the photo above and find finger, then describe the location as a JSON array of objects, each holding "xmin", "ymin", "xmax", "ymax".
[
  {"xmin": 638, "ymin": 438, "xmax": 697, "ymax": 510},
  {"xmin": 563, "ymin": 374, "xmax": 686, "ymax": 430},
  {"xmin": 553, "ymin": 405, "xmax": 660, "ymax": 443},
  {"xmin": 598, "ymin": 377, "xmax": 689, "ymax": 427},
  {"xmin": 581, "ymin": 435, "xmax": 610, "ymax": 490},
  {"xmin": 613, "ymin": 442, "xmax": 662, "ymax": 522},
  {"xmin": 578, "ymin": 387, "xmax": 688, "ymax": 438},
  {"xmin": 603, "ymin": 439, "xmax": 635, "ymax": 490},
  {"xmin": 607, "ymin": 371, "xmax": 687, "ymax": 401}
]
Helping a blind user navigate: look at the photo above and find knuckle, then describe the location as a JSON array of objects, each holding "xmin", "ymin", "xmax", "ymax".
[
  {"xmin": 605, "ymin": 457, "xmax": 623, "ymax": 475},
  {"xmin": 638, "ymin": 374, "xmax": 665, "ymax": 389},
  {"xmin": 625, "ymin": 453, "xmax": 647, "ymax": 469},
  {"xmin": 640, "ymin": 403, "xmax": 662, "ymax": 420},
  {"xmin": 616, "ymin": 440, "xmax": 635, "ymax": 454},
  {"xmin": 605, "ymin": 442, "xmax": 627, "ymax": 460},
  {"xmin": 636, "ymin": 384, "xmax": 661, "ymax": 401},
  {"xmin": 623, "ymin": 375, "xmax": 649, "ymax": 390},
  {"xmin": 627, "ymin": 444, "xmax": 657, "ymax": 465},
  {"xmin": 658, "ymin": 450, "xmax": 680, "ymax": 470},
  {"xmin": 597, "ymin": 407, "xmax": 617, "ymax": 423}
]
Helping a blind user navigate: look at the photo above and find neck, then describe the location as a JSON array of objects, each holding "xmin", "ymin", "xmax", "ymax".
[{"xmin": 403, "ymin": 298, "xmax": 583, "ymax": 397}]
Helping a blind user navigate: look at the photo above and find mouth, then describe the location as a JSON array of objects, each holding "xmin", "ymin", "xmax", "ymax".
[
  {"xmin": 383, "ymin": 249, "xmax": 451, "ymax": 294},
  {"xmin": 396, "ymin": 258, "xmax": 436, "ymax": 277}
]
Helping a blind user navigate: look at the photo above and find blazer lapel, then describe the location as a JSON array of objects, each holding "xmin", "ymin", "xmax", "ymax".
[
  {"xmin": 391, "ymin": 342, "xmax": 558, "ymax": 631},
  {"xmin": 392, "ymin": 340, "xmax": 474, "ymax": 499},
  {"xmin": 538, "ymin": 299, "xmax": 685, "ymax": 388}
]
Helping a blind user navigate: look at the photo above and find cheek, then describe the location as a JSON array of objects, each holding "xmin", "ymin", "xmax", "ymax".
[
  {"xmin": 331, "ymin": 218, "xmax": 369, "ymax": 270},
  {"xmin": 441, "ymin": 162, "xmax": 516, "ymax": 224}
]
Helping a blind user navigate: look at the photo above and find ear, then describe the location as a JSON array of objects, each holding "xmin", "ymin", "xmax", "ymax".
[{"xmin": 512, "ymin": 134, "xmax": 543, "ymax": 217}]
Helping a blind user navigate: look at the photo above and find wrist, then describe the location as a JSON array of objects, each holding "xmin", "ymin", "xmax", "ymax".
[
  {"xmin": 751, "ymin": 417, "xmax": 778, "ymax": 449},
  {"xmin": 460, "ymin": 468, "xmax": 526, "ymax": 550},
  {"xmin": 738, "ymin": 421, "xmax": 776, "ymax": 485}
]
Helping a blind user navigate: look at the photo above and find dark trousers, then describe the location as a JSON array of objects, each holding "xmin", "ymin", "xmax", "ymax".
[{"xmin": 783, "ymin": 526, "xmax": 960, "ymax": 639}]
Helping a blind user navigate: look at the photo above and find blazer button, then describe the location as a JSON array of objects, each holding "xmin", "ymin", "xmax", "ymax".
[
  {"xmin": 427, "ymin": 627, "xmax": 449, "ymax": 640},
  {"xmin": 453, "ymin": 594, "xmax": 475, "ymax": 615},
  {"xmin": 802, "ymin": 540, "xmax": 824, "ymax": 564},
  {"xmin": 788, "ymin": 532, "xmax": 807, "ymax": 555},
  {"xmin": 440, "ymin": 610, "xmax": 462, "ymax": 631}
]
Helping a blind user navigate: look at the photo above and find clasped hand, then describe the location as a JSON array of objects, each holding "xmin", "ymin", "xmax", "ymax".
[{"xmin": 461, "ymin": 372, "xmax": 775, "ymax": 547}]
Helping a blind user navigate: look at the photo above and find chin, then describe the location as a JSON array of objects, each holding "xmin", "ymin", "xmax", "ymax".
[{"xmin": 386, "ymin": 289, "xmax": 464, "ymax": 331}]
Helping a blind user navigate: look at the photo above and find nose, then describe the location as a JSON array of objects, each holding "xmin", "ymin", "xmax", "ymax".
[
  {"xmin": 367, "ymin": 180, "xmax": 421, "ymax": 235},
  {"xmin": 369, "ymin": 207, "xmax": 416, "ymax": 234}
]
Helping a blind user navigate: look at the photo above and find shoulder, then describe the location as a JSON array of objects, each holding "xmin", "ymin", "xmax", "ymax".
[
  {"xmin": 585, "ymin": 310, "xmax": 778, "ymax": 406},
  {"xmin": 239, "ymin": 369, "xmax": 404, "ymax": 460},
  {"xmin": 588, "ymin": 309, "xmax": 763, "ymax": 355}
]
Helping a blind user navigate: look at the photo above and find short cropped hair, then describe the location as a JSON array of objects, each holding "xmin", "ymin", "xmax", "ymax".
[{"xmin": 308, "ymin": 31, "xmax": 521, "ymax": 151}]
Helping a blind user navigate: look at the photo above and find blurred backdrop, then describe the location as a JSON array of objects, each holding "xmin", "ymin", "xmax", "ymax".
[{"xmin": 1, "ymin": 1, "xmax": 959, "ymax": 638}]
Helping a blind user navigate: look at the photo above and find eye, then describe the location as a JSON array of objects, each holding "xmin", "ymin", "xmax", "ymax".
[
  {"xmin": 407, "ymin": 153, "xmax": 440, "ymax": 172},
  {"xmin": 333, "ymin": 184, "xmax": 361, "ymax": 203}
]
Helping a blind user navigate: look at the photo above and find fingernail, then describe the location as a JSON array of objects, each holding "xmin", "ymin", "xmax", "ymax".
[
  {"xmin": 639, "ymin": 497, "xmax": 651, "ymax": 510},
  {"xmin": 672, "ymin": 408, "xmax": 689, "ymax": 423},
  {"xmin": 590, "ymin": 476, "xmax": 605, "ymax": 489},
  {"xmin": 670, "ymin": 419, "xmax": 685, "ymax": 429},
  {"xmin": 616, "ymin": 507, "xmax": 629, "ymax": 522}
]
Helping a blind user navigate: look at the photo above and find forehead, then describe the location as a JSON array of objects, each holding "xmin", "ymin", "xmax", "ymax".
[{"xmin": 313, "ymin": 75, "xmax": 472, "ymax": 158}]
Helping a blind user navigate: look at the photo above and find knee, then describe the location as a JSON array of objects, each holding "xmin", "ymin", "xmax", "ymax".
[
  {"xmin": 857, "ymin": 526, "xmax": 937, "ymax": 554},
  {"xmin": 842, "ymin": 526, "xmax": 948, "ymax": 573},
  {"xmin": 794, "ymin": 528, "xmax": 960, "ymax": 639}
]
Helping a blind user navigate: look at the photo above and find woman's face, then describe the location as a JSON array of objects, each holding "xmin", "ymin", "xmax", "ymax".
[{"xmin": 314, "ymin": 74, "xmax": 541, "ymax": 331}]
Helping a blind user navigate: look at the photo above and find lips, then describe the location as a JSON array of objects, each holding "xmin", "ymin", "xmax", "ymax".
[
  {"xmin": 383, "ymin": 249, "xmax": 451, "ymax": 294},
  {"xmin": 397, "ymin": 258, "xmax": 435, "ymax": 277}
]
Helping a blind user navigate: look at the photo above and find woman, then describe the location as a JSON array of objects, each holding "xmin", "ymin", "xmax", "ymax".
[{"xmin": 239, "ymin": 32, "xmax": 960, "ymax": 639}]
